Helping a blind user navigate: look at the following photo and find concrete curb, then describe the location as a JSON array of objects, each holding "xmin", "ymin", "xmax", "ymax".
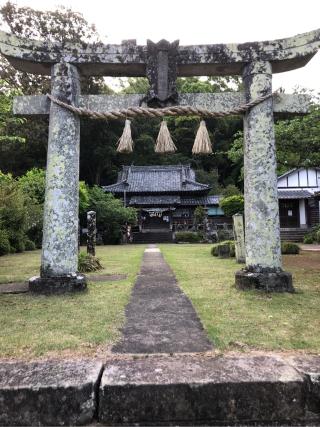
[
  {"xmin": 0, "ymin": 354, "xmax": 319, "ymax": 426},
  {"xmin": 99, "ymin": 354, "xmax": 320, "ymax": 426}
]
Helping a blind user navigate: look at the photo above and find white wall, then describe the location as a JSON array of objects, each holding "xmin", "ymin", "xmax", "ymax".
[{"xmin": 278, "ymin": 168, "xmax": 320, "ymax": 192}]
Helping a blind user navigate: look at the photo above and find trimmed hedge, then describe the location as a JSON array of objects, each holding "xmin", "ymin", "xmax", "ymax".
[
  {"xmin": 211, "ymin": 240, "xmax": 235, "ymax": 257},
  {"xmin": 281, "ymin": 241, "xmax": 300, "ymax": 255},
  {"xmin": 175, "ymin": 231, "xmax": 202, "ymax": 243}
]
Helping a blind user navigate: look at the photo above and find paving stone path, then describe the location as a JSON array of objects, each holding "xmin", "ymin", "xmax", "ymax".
[{"xmin": 112, "ymin": 247, "xmax": 213, "ymax": 353}]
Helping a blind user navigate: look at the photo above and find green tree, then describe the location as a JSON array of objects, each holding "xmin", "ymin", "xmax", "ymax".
[
  {"xmin": 0, "ymin": 84, "xmax": 27, "ymax": 174},
  {"xmin": 18, "ymin": 168, "xmax": 46, "ymax": 247},
  {"xmin": 79, "ymin": 181, "xmax": 90, "ymax": 216},
  {"xmin": 0, "ymin": 171, "xmax": 28, "ymax": 252},
  {"xmin": 194, "ymin": 206, "xmax": 206, "ymax": 224},
  {"xmin": 220, "ymin": 195, "xmax": 244, "ymax": 217},
  {"xmin": 0, "ymin": 2, "xmax": 111, "ymax": 178},
  {"xmin": 227, "ymin": 95, "xmax": 320, "ymax": 183},
  {"xmin": 88, "ymin": 186, "xmax": 137, "ymax": 244}
]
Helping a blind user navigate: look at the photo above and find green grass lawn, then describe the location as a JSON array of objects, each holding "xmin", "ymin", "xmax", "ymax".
[
  {"xmin": 1, "ymin": 243, "xmax": 319, "ymax": 358},
  {"xmin": 0, "ymin": 245, "xmax": 145, "ymax": 359},
  {"xmin": 160, "ymin": 244, "xmax": 320, "ymax": 352}
]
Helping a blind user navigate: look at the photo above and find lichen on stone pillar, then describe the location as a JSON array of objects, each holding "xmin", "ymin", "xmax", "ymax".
[
  {"xmin": 29, "ymin": 62, "xmax": 86, "ymax": 294},
  {"xmin": 235, "ymin": 61, "xmax": 293, "ymax": 292}
]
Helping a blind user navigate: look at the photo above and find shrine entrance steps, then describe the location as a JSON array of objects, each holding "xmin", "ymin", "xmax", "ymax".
[{"xmin": 132, "ymin": 230, "xmax": 173, "ymax": 243}]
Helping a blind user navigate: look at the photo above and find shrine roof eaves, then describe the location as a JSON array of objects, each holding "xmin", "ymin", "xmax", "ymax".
[{"xmin": 0, "ymin": 28, "xmax": 319, "ymax": 76}]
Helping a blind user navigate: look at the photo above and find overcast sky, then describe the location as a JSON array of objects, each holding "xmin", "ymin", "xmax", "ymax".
[{"xmin": 5, "ymin": 0, "xmax": 320, "ymax": 93}]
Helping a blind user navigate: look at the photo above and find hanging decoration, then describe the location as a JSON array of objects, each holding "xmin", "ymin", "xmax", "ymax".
[
  {"xmin": 155, "ymin": 120, "xmax": 177, "ymax": 154},
  {"xmin": 192, "ymin": 120, "xmax": 213, "ymax": 155},
  {"xmin": 116, "ymin": 119, "xmax": 134, "ymax": 153},
  {"xmin": 47, "ymin": 90, "xmax": 278, "ymax": 155}
]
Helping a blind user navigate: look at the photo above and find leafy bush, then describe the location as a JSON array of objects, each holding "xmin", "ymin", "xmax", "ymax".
[
  {"xmin": 25, "ymin": 239, "xmax": 36, "ymax": 251},
  {"xmin": 18, "ymin": 168, "xmax": 46, "ymax": 204},
  {"xmin": 175, "ymin": 231, "xmax": 202, "ymax": 243},
  {"xmin": 220, "ymin": 195, "xmax": 244, "ymax": 217},
  {"xmin": 0, "ymin": 229, "xmax": 10, "ymax": 255},
  {"xmin": 281, "ymin": 241, "xmax": 300, "ymax": 255},
  {"xmin": 302, "ymin": 224, "xmax": 320, "ymax": 245},
  {"xmin": 78, "ymin": 252, "xmax": 103, "ymax": 273},
  {"xmin": 303, "ymin": 234, "xmax": 314, "ymax": 244},
  {"xmin": 211, "ymin": 240, "xmax": 235, "ymax": 257}
]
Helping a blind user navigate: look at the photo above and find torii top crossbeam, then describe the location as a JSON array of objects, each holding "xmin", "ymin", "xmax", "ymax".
[{"xmin": 1, "ymin": 28, "xmax": 320, "ymax": 76}]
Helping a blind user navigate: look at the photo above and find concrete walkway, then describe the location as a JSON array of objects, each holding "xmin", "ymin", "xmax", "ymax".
[
  {"xmin": 112, "ymin": 247, "xmax": 212, "ymax": 353},
  {"xmin": 300, "ymin": 244, "xmax": 320, "ymax": 252}
]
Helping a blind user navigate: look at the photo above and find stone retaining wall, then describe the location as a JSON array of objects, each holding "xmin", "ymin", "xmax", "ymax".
[{"xmin": 0, "ymin": 354, "xmax": 319, "ymax": 426}]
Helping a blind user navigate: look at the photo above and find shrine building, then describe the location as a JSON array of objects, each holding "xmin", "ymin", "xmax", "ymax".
[{"xmin": 103, "ymin": 164, "xmax": 228, "ymax": 242}]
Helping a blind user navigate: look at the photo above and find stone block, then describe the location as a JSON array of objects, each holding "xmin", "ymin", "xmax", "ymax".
[
  {"xmin": 0, "ymin": 359, "xmax": 103, "ymax": 426},
  {"xmin": 29, "ymin": 274, "xmax": 87, "ymax": 295},
  {"xmin": 235, "ymin": 269, "xmax": 294, "ymax": 292},
  {"xmin": 288, "ymin": 355, "xmax": 320, "ymax": 419},
  {"xmin": 99, "ymin": 355, "xmax": 305, "ymax": 425}
]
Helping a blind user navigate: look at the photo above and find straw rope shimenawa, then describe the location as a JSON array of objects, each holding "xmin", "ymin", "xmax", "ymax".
[
  {"xmin": 47, "ymin": 90, "xmax": 279, "ymax": 154},
  {"xmin": 46, "ymin": 90, "xmax": 279, "ymax": 120}
]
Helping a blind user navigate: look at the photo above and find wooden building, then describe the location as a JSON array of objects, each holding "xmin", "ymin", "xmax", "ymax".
[
  {"xmin": 278, "ymin": 167, "xmax": 320, "ymax": 241},
  {"xmin": 104, "ymin": 165, "xmax": 320, "ymax": 243},
  {"xmin": 103, "ymin": 165, "xmax": 229, "ymax": 243}
]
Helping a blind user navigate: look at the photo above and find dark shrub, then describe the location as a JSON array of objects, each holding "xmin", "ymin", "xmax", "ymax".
[
  {"xmin": 211, "ymin": 240, "xmax": 235, "ymax": 257},
  {"xmin": 175, "ymin": 231, "xmax": 202, "ymax": 243},
  {"xmin": 78, "ymin": 252, "xmax": 103, "ymax": 273},
  {"xmin": 281, "ymin": 241, "xmax": 300, "ymax": 255},
  {"xmin": 0, "ymin": 229, "xmax": 10, "ymax": 256},
  {"xmin": 25, "ymin": 240, "xmax": 36, "ymax": 251},
  {"xmin": 303, "ymin": 234, "xmax": 314, "ymax": 244}
]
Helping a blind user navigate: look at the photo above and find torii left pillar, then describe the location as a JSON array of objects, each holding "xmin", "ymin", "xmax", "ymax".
[{"xmin": 29, "ymin": 62, "xmax": 87, "ymax": 294}]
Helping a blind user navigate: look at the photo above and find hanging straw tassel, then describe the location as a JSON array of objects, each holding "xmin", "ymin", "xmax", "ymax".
[
  {"xmin": 116, "ymin": 119, "xmax": 134, "ymax": 153},
  {"xmin": 192, "ymin": 120, "xmax": 213, "ymax": 154},
  {"xmin": 155, "ymin": 120, "xmax": 177, "ymax": 154}
]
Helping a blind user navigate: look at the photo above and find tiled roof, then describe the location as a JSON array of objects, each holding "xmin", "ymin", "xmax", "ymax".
[
  {"xmin": 181, "ymin": 195, "xmax": 220, "ymax": 205},
  {"xmin": 128, "ymin": 194, "xmax": 220, "ymax": 206},
  {"xmin": 103, "ymin": 165, "xmax": 210, "ymax": 193},
  {"xmin": 278, "ymin": 189, "xmax": 313, "ymax": 199},
  {"xmin": 129, "ymin": 195, "xmax": 181, "ymax": 205}
]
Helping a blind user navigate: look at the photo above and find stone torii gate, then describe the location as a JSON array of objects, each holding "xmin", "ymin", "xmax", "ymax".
[{"xmin": 0, "ymin": 29, "xmax": 319, "ymax": 294}]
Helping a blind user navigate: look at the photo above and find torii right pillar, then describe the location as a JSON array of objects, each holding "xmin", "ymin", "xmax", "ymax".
[{"xmin": 235, "ymin": 61, "xmax": 294, "ymax": 292}]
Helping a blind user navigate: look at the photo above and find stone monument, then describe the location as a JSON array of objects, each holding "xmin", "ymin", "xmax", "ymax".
[
  {"xmin": 87, "ymin": 211, "xmax": 96, "ymax": 256},
  {"xmin": 233, "ymin": 214, "xmax": 246, "ymax": 264}
]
